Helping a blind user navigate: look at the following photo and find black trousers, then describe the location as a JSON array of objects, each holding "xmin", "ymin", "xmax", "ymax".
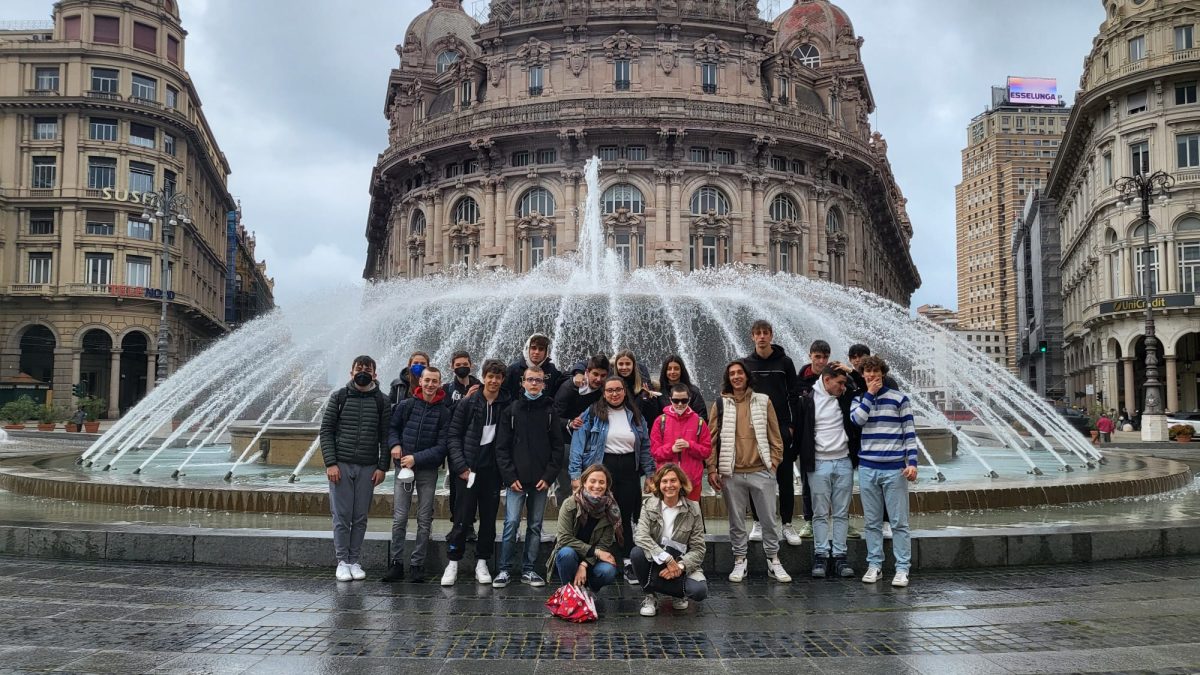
[
  {"xmin": 603, "ymin": 452, "xmax": 641, "ymax": 560},
  {"xmin": 445, "ymin": 469, "xmax": 500, "ymax": 562},
  {"xmin": 630, "ymin": 546, "xmax": 708, "ymax": 600}
]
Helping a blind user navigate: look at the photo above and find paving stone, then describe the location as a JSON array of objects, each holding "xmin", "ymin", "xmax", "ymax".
[
  {"xmin": 25, "ymin": 528, "xmax": 105, "ymax": 560},
  {"xmin": 105, "ymin": 531, "xmax": 193, "ymax": 563},
  {"xmin": 0, "ymin": 646, "xmax": 97, "ymax": 671},
  {"xmin": 58, "ymin": 649, "xmax": 169, "ymax": 673},
  {"xmin": 151, "ymin": 653, "xmax": 266, "ymax": 673}
]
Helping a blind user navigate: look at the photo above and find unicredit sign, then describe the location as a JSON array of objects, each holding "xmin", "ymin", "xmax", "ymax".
[{"xmin": 1007, "ymin": 76, "xmax": 1058, "ymax": 106}]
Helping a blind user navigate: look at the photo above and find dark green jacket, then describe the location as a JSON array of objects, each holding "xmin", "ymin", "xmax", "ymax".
[
  {"xmin": 547, "ymin": 495, "xmax": 617, "ymax": 577},
  {"xmin": 633, "ymin": 495, "xmax": 707, "ymax": 577},
  {"xmin": 319, "ymin": 383, "xmax": 391, "ymax": 470}
]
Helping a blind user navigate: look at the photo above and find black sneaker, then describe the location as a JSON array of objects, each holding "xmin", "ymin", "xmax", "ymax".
[
  {"xmin": 811, "ymin": 555, "xmax": 828, "ymax": 579},
  {"xmin": 379, "ymin": 563, "xmax": 405, "ymax": 583},
  {"xmin": 833, "ymin": 556, "xmax": 855, "ymax": 579},
  {"xmin": 408, "ymin": 565, "xmax": 425, "ymax": 583},
  {"xmin": 623, "ymin": 562, "xmax": 639, "ymax": 586}
]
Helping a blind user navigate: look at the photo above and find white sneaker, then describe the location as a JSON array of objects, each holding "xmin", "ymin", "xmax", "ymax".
[
  {"xmin": 749, "ymin": 522, "xmax": 763, "ymax": 541},
  {"xmin": 475, "ymin": 559, "xmax": 492, "ymax": 584},
  {"xmin": 882, "ymin": 522, "xmax": 893, "ymax": 539},
  {"xmin": 671, "ymin": 598, "xmax": 689, "ymax": 611},
  {"xmin": 766, "ymin": 557, "xmax": 792, "ymax": 583},
  {"xmin": 440, "ymin": 561, "xmax": 458, "ymax": 586},
  {"xmin": 729, "ymin": 557, "xmax": 748, "ymax": 582},
  {"xmin": 862, "ymin": 566, "xmax": 882, "ymax": 583},
  {"xmin": 782, "ymin": 524, "xmax": 802, "ymax": 546},
  {"xmin": 891, "ymin": 570, "xmax": 909, "ymax": 587},
  {"xmin": 335, "ymin": 561, "xmax": 352, "ymax": 582},
  {"xmin": 348, "ymin": 563, "xmax": 366, "ymax": 581},
  {"xmin": 640, "ymin": 594, "xmax": 658, "ymax": 617}
]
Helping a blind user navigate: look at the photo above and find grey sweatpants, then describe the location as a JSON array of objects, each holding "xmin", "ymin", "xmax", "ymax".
[
  {"xmin": 722, "ymin": 469, "xmax": 781, "ymax": 558},
  {"xmin": 329, "ymin": 462, "xmax": 376, "ymax": 564},
  {"xmin": 391, "ymin": 468, "xmax": 439, "ymax": 567}
]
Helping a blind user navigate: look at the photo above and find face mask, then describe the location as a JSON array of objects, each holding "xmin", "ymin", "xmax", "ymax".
[
  {"xmin": 410, "ymin": 363, "xmax": 426, "ymax": 379},
  {"xmin": 454, "ymin": 366, "xmax": 471, "ymax": 379},
  {"xmin": 353, "ymin": 372, "xmax": 373, "ymax": 387},
  {"xmin": 523, "ymin": 391, "xmax": 543, "ymax": 401}
]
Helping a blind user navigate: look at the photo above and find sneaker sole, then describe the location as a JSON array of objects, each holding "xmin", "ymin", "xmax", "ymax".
[{"xmin": 492, "ymin": 582, "xmax": 509, "ymax": 588}]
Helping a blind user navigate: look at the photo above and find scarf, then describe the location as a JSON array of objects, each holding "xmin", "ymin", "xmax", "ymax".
[{"xmin": 576, "ymin": 491, "xmax": 624, "ymax": 546}]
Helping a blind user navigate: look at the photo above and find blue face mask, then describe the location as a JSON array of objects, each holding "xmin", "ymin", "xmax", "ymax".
[
  {"xmin": 523, "ymin": 390, "xmax": 543, "ymax": 401},
  {"xmin": 410, "ymin": 363, "xmax": 426, "ymax": 379}
]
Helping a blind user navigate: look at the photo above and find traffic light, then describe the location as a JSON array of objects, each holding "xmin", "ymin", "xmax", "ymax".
[
  {"xmin": 1038, "ymin": 341, "xmax": 1048, "ymax": 354},
  {"xmin": 72, "ymin": 383, "xmax": 86, "ymax": 398}
]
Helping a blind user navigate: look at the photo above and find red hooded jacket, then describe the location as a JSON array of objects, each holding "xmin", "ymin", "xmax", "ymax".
[{"xmin": 649, "ymin": 404, "xmax": 713, "ymax": 501}]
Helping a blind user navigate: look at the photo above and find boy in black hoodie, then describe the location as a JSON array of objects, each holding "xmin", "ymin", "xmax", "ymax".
[
  {"xmin": 742, "ymin": 320, "xmax": 803, "ymax": 546},
  {"xmin": 503, "ymin": 333, "xmax": 563, "ymax": 402}
]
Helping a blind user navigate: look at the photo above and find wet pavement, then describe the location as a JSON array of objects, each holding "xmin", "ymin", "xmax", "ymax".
[{"xmin": 0, "ymin": 555, "xmax": 1197, "ymax": 673}]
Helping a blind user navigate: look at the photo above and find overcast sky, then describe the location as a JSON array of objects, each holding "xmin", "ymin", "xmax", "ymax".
[{"xmin": 8, "ymin": 0, "xmax": 1105, "ymax": 311}]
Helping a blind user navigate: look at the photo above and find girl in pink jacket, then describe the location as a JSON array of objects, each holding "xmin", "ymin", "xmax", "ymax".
[{"xmin": 650, "ymin": 384, "xmax": 713, "ymax": 501}]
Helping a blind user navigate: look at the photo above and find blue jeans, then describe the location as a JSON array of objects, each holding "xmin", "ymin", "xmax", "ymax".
[
  {"xmin": 858, "ymin": 466, "xmax": 911, "ymax": 571},
  {"xmin": 499, "ymin": 487, "xmax": 547, "ymax": 574},
  {"xmin": 808, "ymin": 457, "xmax": 853, "ymax": 557},
  {"xmin": 554, "ymin": 547, "xmax": 618, "ymax": 592}
]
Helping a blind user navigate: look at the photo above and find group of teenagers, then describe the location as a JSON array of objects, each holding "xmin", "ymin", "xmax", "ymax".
[{"xmin": 318, "ymin": 319, "xmax": 921, "ymax": 618}]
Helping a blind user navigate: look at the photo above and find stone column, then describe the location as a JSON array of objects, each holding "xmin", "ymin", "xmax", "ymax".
[
  {"xmin": 483, "ymin": 178, "xmax": 497, "ymax": 251},
  {"xmin": 752, "ymin": 178, "xmax": 766, "ymax": 250},
  {"xmin": 1163, "ymin": 237, "xmax": 1177, "ymax": 293},
  {"xmin": 669, "ymin": 172, "xmax": 683, "ymax": 264},
  {"xmin": 107, "ymin": 349, "xmax": 121, "ymax": 419},
  {"xmin": 1165, "ymin": 355, "xmax": 1179, "ymax": 412},
  {"xmin": 561, "ymin": 170, "xmax": 578, "ymax": 252},
  {"xmin": 654, "ymin": 169, "xmax": 669, "ymax": 243},
  {"xmin": 146, "ymin": 352, "xmax": 156, "ymax": 394},
  {"xmin": 1123, "ymin": 357, "xmax": 1137, "ymax": 418},
  {"xmin": 495, "ymin": 179, "xmax": 508, "ymax": 252},
  {"xmin": 429, "ymin": 191, "xmax": 443, "ymax": 271}
]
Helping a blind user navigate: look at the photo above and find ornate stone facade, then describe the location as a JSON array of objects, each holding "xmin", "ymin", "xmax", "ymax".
[
  {"xmin": 1047, "ymin": 0, "xmax": 1200, "ymax": 414},
  {"xmin": 365, "ymin": 0, "xmax": 920, "ymax": 305}
]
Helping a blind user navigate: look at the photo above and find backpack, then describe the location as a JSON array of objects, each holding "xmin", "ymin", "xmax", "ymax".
[{"xmin": 658, "ymin": 413, "xmax": 705, "ymax": 441}]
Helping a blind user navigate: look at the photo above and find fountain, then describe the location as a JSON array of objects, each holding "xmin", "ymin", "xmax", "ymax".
[{"xmin": 0, "ymin": 158, "xmax": 1190, "ymax": 518}]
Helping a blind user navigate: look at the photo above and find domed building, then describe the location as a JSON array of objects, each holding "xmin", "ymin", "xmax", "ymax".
[{"xmin": 364, "ymin": 0, "xmax": 920, "ymax": 305}]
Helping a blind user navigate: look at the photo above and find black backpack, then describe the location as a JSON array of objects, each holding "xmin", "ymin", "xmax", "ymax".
[{"xmin": 334, "ymin": 386, "xmax": 393, "ymax": 424}]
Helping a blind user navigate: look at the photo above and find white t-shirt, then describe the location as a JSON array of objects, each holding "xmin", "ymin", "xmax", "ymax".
[
  {"xmin": 604, "ymin": 408, "xmax": 636, "ymax": 455},
  {"xmin": 654, "ymin": 501, "xmax": 687, "ymax": 567}
]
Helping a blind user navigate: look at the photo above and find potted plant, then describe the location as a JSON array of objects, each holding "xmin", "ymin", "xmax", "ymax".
[
  {"xmin": 1, "ymin": 396, "xmax": 38, "ymax": 430},
  {"xmin": 36, "ymin": 403, "xmax": 59, "ymax": 431},
  {"xmin": 1169, "ymin": 424, "xmax": 1195, "ymax": 443},
  {"xmin": 80, "ymin": 396, "xmax": 106, "ymax": 433}
]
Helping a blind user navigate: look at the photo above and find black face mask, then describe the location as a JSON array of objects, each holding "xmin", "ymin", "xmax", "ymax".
[
  {"xmin": 454, "ymin": 366, "xmax": 471, "ymax": 379},
  {"xmin": 353, "ymin": 372, "xmax": 373, "ymax": 387}
]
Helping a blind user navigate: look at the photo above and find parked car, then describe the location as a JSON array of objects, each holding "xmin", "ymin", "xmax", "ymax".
[
  {"xmin": 1166, "ymin": 411, "xmax": 1200, "ymax": 427},
  {"xmin": 1053, "ymin": 407, "xmax": 1094, "ymax": 438}
]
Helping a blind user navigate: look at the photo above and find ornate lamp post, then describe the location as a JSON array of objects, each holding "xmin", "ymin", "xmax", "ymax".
[
  {"xmin": 141, "ymin": 189, "xmax": 191, "ymax": 387},
  {"xmin": 1114, "ymin": 170, "xmax": 1173, "ymax": 441}
]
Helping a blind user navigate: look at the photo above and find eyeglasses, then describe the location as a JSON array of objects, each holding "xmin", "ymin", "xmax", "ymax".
[
  {"xmin": 670, "ymin": 398, "xmax": 690, "ymax": 404},
  {"xmin": 603, "ymin": 388, "xmax": 624, "ymax": 394},
  {"xmin": 524, "ymin": 377, "xmax": 545, "ymax": 384}
]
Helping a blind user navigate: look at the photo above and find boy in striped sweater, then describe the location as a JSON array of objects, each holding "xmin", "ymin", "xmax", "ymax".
[{"xmin": 849, "ymin": 355, "xmax": 917, "ymax": 588}]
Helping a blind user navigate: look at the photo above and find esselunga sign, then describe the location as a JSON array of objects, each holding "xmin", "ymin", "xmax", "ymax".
[
  {"xmin": 1099, "ymin": 294, "xmax": 1195, "ymax": 315},
  {"xmin": 99, "ymin": 187, "xmax": 159, "ymax": 207}
]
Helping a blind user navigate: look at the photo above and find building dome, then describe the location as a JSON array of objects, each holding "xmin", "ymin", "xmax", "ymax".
[
  {"xmin": 401, "ymin": 0, "xmax": 479, "ymax": 68},
  {"xmin": 773, "ymin": 0, "xmax": 855, "ymax": 52}
]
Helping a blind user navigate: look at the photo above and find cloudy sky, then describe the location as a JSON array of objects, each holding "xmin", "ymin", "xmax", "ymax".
[{"xmin": 9, "ymin": 0, "xmax": 1104, "ymax": 311}]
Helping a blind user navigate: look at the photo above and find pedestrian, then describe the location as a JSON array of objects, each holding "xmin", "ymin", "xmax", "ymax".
[
  {"xmin": 381, "ymin": 366, "xmax": 451, "ymax": 583},
  {"xmin": 1096, "ymin": 412, "xmax": 1115, "ymax": 444},
  {"xmin": 504, "ymin": 333, "xmax": 563, "ymax": 401},
  {"xmin": 742, "ymin": 320, "xmax": 803, "ymax": 546},
  {"xmin": 554, "ymin": 354, "xmax": 611, "ymax": 507},
  {"xmin": 494, "ymin": 364, "xmax": 564, "ymax": 588},
  {"xmin": 796, "ymin": 363, "xmax": 857, "ymax": 579},
  {"xmin": 388, "ymin": 351, "xmax": 429, "ymax": 405},
  {"xmin": 658, "ymin": 355, "xmax": 707, "ymax": 418},
  {"xmin": 633, "ymin": 463, "xmax": 708, "ymax": 616},
  {"xmin": 549, "ymin": 463, "xmax": 622, "ymax": 599},
  {"xmin": 847, "ymin": 343, "xmax": 896, "ymax": 539},
  {"xmin": 705, "ymin": 360, "xmax": 791, "ymax": 583},
  {"xmin": 649, "ymin": 383, "xmax": 712, "ymax": 502},
  {"xmin": 570, "ymin": 375, "xmax": 655, "ymax": 586},
  {"xmin": 851, "ymin": 355, "xmax": 918, "ymax": 588},
  {"xmin": 319, "ymin": 355, "xmax": 390, "ymax": 582},
  {"xmin": 440, "ymin": 359, "xmax": 510, "ymax": 586},
  {"xmin": 442, "ymin": 350, "xmax": 482, "ymax": 540},
  {"xmin": 613, "ymin": 349, "xmax": 663, "ymax": 425},
  {"xmin": 71, "ymin": 407, "xmax": 86, "ymax": 432}
]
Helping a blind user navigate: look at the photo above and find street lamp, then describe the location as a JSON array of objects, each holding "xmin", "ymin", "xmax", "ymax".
[
  {"xmin": 141, "ymin": 187, "xmax": 191, "ymax": 387},
  {"xmin": 1114, "ymin": 169, "xmax": 1173, "ymax": 441}
]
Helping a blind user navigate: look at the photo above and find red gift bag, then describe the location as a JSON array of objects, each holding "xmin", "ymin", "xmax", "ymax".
[{"xmin": 545, "ymin": 583, "xmax": 598, "ymax": 623}]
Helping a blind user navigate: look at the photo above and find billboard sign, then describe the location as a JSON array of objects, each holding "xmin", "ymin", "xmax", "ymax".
[{"xmin": 1007, "ymin": 77, "xmax": 1058, "ymax": 105}]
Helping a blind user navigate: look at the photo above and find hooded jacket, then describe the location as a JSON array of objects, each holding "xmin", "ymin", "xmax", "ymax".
[
  {"xmin": 387, "ymin": 386, "xmax": 450, "ymax": 470},
  {"xmin": 495, "ymin": 394, "xmax": 565, "ymax": 488},
  {"xmin": 443, "ymin": 374, "xmax": 482, "ymax": 410},
  {"xmin": 795, "ymin": 375, "xmax": 860, "ymax": 474},
  {"xmin": 503, "ymin": 333, "xmax": 563, "ymax": 401},
  {"xmin": 554, "ymin": 377, "xmax": 603, "ymax": 439},
  {"xmin": 648, "ymin": 405, "xmax": 712, "ymax": 501},
  {"xmin": 797, "ymin": 362, "xmax": 821, "ymax": 395},
  {"xmin": 447, "ymin": 388, "xmax": 511, "ymax": 474},
  {"xmin": 319, "ymin": 382, "xmax": 391, "ymax": 470},
  {"xmin": 388, "ymin": 365, "xmax": 420, "ymax": 406},
  {"xmin": 742, "ymin": 344, "xmax": 799, "ymax": 443}
]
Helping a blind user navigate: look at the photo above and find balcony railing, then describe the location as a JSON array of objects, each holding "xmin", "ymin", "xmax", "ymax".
[
  {"xmin": 1090, "ymin": 48, "xmax": 1200, "ymax": 87},
  {"xmin": 528, "ymin": 86, "xmax": 543, "ymax": 97},
  {"xmin": 128, "ymin": 96, "xmax": 162, "ymax": 109},
  {"xmin": 24, "ymin": 89, "xmax": 59, "ymax": 96},
  {"xmin": 6, "ymin": 284, "xmax": 52, "ymax": 296},
  {"xmin": 702, "ymin": 84, "xmax": 718, "ymax": 94},
  {"xmin": 86, "ymin": 90, "xmax": 122, "ymax": 101},
  {"xmin": 614, "ymin": 80, "xmax": 630, "ymax": 91}
]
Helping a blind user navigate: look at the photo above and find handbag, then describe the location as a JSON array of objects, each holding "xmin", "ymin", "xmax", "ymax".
[
  {"xmin": 644, "ymin": 542, "xmax": 687, "ymax": 598},
  {"xmin": 545, "ymin": 583, "xmax": 598, "ymax": 623}
]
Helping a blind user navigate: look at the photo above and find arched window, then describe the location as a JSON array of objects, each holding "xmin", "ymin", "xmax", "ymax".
[
  {"xmin": 601, "ymin": 184, "xmax": 645, "ymax": 214},
  {"xmin": 453, "ymin": 197, "xmax": 480, "ymax": 224},
  {"xmin": 410, "ymin": 210, "xmax": 426, "ymax": 236},
  {"xmin": 769, "ymin": 194, "xmax": 798, "ymax": 221},
  {"xmin": 1176, "ymin": 215, "xmax": 1200, "ymax": 232},
  {"xmin": 793, "ymin": 44, "xmax": 820, "ymax": 68},
  {"xmin": 1131, "ymin": 221, "xmax": 1156, "ymax": 239},
  {"xmin": 517, "ymin": 187, "xmax": 556, "ymax": 217},
  {"xmin": 826, "ymin": 207, "xmax": 843, "ymax": 233},
  {"xmin": 436, "ymin": 50, "xmax": 460, "ymax": 74},
  {"xmin": 689, "ymin": 186, "xmax": 730, "ymax": 215}
]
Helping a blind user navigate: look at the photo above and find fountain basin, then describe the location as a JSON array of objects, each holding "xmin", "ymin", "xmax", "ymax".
[{"xmin": 228, "ymin": 422, "xmax": 322, "ymax": 469}]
